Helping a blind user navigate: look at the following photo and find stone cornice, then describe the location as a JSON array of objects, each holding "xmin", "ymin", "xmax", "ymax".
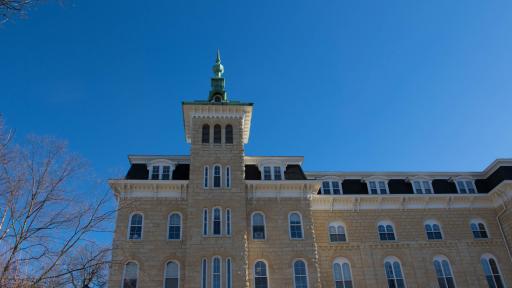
[
  {"xmin": 109, "ymin": 180, "xmax": 188, "ymax": 200},
  {"xmin": 245, "ymin": 180, "xmax": 321, "ymax": 199}
]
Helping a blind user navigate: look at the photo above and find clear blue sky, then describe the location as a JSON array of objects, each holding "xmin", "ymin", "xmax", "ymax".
[{"xmin": 2, "ymin": 0, "xmax": 512, "ymax": 178}]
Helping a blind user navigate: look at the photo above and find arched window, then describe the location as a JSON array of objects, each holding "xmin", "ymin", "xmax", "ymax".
[
  {"xmin": 225, "ymin": 125, "xmax": 233, "ymax": 144},
  {"xmin": 202, "ymin": 124, "xmax": 210, "ymax": 144},
  {"xmin": 212, "ymin": 256, "xmax": 222, "ymax": 288},
  {"xmin": 329, "ymin": 222, "xmax": 347, "ymax": 242},
  {"xmin": 212, "ymin": 208, "xmax": 222, "ymax": 235},
  {"xmin": 226, "ymin": 258, "xmax": 232, "ymax": 288},
  {"xmin": 214, "ymin": 124, "xmax": 221, "ymax": 144},
  {"xmin": 225, "ymin": 166, "xmax": 231, "ymax": 188},
  {"xmin": 164, "ymin": 261, "xmax": 179, "ymax": 288},
  {"xmin": 425, "ymin": 220, "xmax": 443, "ymax": 240},
  {"xmin": 128, "ymin": 213, "xmax": 143, "ymax": 240},
  {"xmin": 378, "ymin": 221, "xmax": 396, "ymax": 241},
  {"xmin": 226, "ymin": 208, "xmax": 231, "ymax": 236},
  {"xmin": 433, "ymin": 256, "xmax": 455, "ymax": 288},
  {"xmin": 293, "ymin": 260, "xmax": 309, "ymax": 288},
  {"xmin": 204, "ymin": 166, "xmax": 209, "ymax": 188},
  {"xmin": 201, "ymin": 258, "xmax": 208, "ymax": 288},
  {"xmin": 122, "ymin": 261, "xmax": 139, "ymax": 288},
  {"xmin": 203, "ymin": 209, "xmax": 208, "ymax": 235},
  {"xmin": 213, "ymin": 165, "xmax": 221, "ymax": 188},
  {"xmin": 289, "ymin": 212, "xmax": 303, "ymax": 239},
  {"xmin": 481, "ymin": 254, "xmax": 505, "ymax": 288},
  {"xmin": 168, "ymin": 213, "xmax": 181, "ymax": 240},
  {"xmin": 333, "ymin": 258, "xmax": 353, "ymax": 288},
  {"xmin": 252, "ymin": 212, "xmax": 266, "ymax": 240},
  {"xmin": 254, "ymin": 261, "xmax": 268, "ymax": 288},
  {"xmin": 471, "ymin": 220, "xmax": 489, "ymax": 239},
  {"xmin": 384, "ymin": 257, "xmax": 405, "ymax": 288}
]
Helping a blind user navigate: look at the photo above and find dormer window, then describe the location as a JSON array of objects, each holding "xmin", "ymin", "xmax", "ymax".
[
  {"xmin": 455, "ymin": 179, "xmax": 477, "ymax": 194},
  {"xmin": 151, "ymin": 166, "xmax": 160, "ymax": 180},
  {"xmin": 262, "ymin": 166, "xmax": 283, "ymax": 180},
  {"xmin": 412, "ymin": 179, "xmax": 433, "ymax": 194},
  {"xmin": 367, "ymin": 179, "xmax": 388, "ymax": 194},
  {"xmin": 320, "ymin": 179, "xmax": 342, "ymax": 195},
  {"xmin": 147, "ymin": 160, "xmax": 175, "ymax": 180},
  {"xmin": 162, "ymin": 166, "xmax": 171, "ymax": 180}
]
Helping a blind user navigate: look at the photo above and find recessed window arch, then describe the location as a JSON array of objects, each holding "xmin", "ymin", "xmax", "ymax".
[
  {"xmin": 321, "ymin": 178, "xmax": 342, "ymax": 195},
  {"xmin": 252, "ymin": 212, "xmax": 266, "ymax": 240},
  {"xmin": 333, "ymin": 257, "xmax": 353, "ymax": 288},
  {"xmin": 212, "ymin": 207, "xmax": 222, "ymax": 235},
  {"xmin": 378, "ymin": 220, "xmax": 396, "ymax": 241},
  {"xmin": 454, "ymin": 178, "xmax": 477, "ymax": 194},
  {"xmin": 128, "ymin": 213, "xmax": 143, "ymax": 240},
  {"xmin": 214, "ymin": 124, "xmax": 222, "ymax": 144},
  {"xmin": 411, "ymin": 178, "xmax": 433, "ymax": 194},
  {"xmin": 384, "ymin": 256, "xmax": 406, "ymax": 288},
  {"xmin": 480, "ymin": 254, "xmax": 505, "ymax": 288},
  {"xmin": 122, "ymin": 261, "xmax": 139, "ymax": 288},
  {"xmin": 433, "ymin": 255, "xmax": 456, "ymax": 288},
  {"xmin": 164, "ymin": 260, "xmax": 180, "ymax": 288},
  {"xmin": 293, "ymin": 259, "xmax": 309, "ymax": 288},
  {"xmin": 366, "ymin": 178, "xmax": 389, "ymax": 195},
  {"xmin": 289, "ymin": 212, "xmax": 304, "ymax": 240},
  {"xmin": 168, "ymin": 212, "xmax": 182, "ymax": 240},
  {"xmin": 424, "ymin": 219, "xmax": 443, "ymax": 240},
  {"xmin": 470, "ymin": 219, "xmax": 489, "ymax": 239},
  {"xmin": 225, "ymin": 124, "xmax": 233, "ymax": 144},
  {"xmin": 213, "ymin": 164, "xmax": 222, "ymax": 188},
  {"xmin": 328, "ymin": 221, "xmax": 347, "ymax": 242},
  {"xmin": 212, "ymin": 256, "xmax": 222, "ymax": 288},
  {"xmin": 254, "ymin": 260, "xmax": 269, "ymax": 288},
  {"xmin": 202, "ymin": 124, "xmax": 210, "ymax": 144}
]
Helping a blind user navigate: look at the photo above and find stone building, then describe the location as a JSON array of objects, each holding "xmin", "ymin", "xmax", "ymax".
[{"xmin": 108, "ymin": 52, "xmax": 512, "ymax": 288}]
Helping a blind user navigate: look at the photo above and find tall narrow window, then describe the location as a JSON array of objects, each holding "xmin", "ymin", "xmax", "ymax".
[
  {"xmin": 164, "ymin": 261, "xmax": 179, "ymax": 288},
  {"xmin": 168, "ymin": 213, "xmax": 181, "ymax": 240},
  {"xmin": 201, "ymin": 258, "xmax": 208, "ymax": 288},
  {"xmin": 263, "ymin": 166, "xmax": 272, "ymax": 180},
  {"xmin": 481, "ymin": 255, "xmax": 505, "ymax": 288},
  {"xmin": 226, "ymin": 258, "xmax": 232, "ymax": 288},
  {"xmin": 203, "ymin": 209, "xmax": 208, "ymax": 236},
  {"xmin": 204, "ymin": 166, "xmax": 209, "ymax": 188},
  {"xmin": 378, "ymin": 221, "xmax": 396, "ymax": 241},
  {"xmin": 289, "ymin": 212, "xmax": 303, "ymax": 239},
  {"xmin": 425, "ymin": 221, "xmax": 443, "ymax": 240},
  {"xmin": 162, "ymin": 165, "xmax": 171, "ymax": 180},
  {"xmin": 333, "ymin": 258, "xmax": 353, "ymax": 288},
  {"xmin": 252, "ymin": 212, "xmax": 266, "ymax": 240},
  {"xmin": 122, "ymin": 261, "xmax": 138, "ymax": 288},
  {"xmin": 128, "ymin": 213, "xmax": 143, "ymax": 240},
  {"xmin": 384, "ymin": 257, "xmax": 406, "ymax": 288},
  {"xmin": 225, "ymin": 125, "xmax": 233, "ymax": 144},
  {"xmin": 471, "ymin": 221, "xmax": 489, "ymax": 239},
  {"xmin": 254, "ymin": 261, "xmax": 268, "ymax": 288},
  {"xmin": 273, "ymin": 166, "xmax": 282, "ymax": 180},
  {"xmin": 329, "ymin": 223, "xmax": 347, "ymax": 242},
  {"xmin": 433, "ymin": 256, "xmax": 455, "ymax": 288},
  {"xmin": 226, "ymin": 208, "xmax": 231, "ymax": 236},
  {"xmin": 213, "ymin": 165, "xmax": 221, "ymax": 188},
  {"xmin": 212, "ymin": 257, "xmax": 221, "ymax": 288},
  {"xmin": 456, "ymin": 180, "xmax": 477, "ymax": 194},
  {"xmin": 413, "ymin": 180, "xmax": 432, "ymax": 194},
  {"xmin": 202, "ymin": 124, "xmax": 210, "ymax": 144},
  {"xmin": 293, "ymin": 260, "xmax": 309, "ymax": 288},
  {"xmin": 214, "ymin": 124, "xmax": 221, "ymax": 144},
  {"xmin": 213, "ymin": 208, "xmax": 222, "ymax": 235},
  {"xmin": 225, "ymin": 166, "xmax": 231, "ymax": 188},
  {"xmin": 151, "ymin": 166, "xmax": 160, "ymax": 180}
]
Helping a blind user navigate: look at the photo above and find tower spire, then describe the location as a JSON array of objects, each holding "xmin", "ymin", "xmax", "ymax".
[{"xmin": 209, "ymin": 49, "xmax": 227, "ymax": 102}]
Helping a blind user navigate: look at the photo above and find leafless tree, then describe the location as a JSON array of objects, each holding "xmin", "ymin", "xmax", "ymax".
[
  {"xmin": 0, "ymin": 117, "xmax": 115, "ymax": 287},
  {"xmin": 1, "ymin": 0, "xmax": 38, "ymax": 23}
]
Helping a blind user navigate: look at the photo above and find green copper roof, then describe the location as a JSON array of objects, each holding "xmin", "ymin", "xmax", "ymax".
[{"xmin": 208, "ymin": 49, "xmax": 228, "ymax": 102}]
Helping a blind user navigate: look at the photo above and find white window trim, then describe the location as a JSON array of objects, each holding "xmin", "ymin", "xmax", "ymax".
[
  {"xmin": 147, "ymin": 159, "xmax": 175, "ymax": 180},
  {"xmin": 204, "ymin": 166, "xmax": 209, "ymax": 189},
  {"xmin": 203, "ymin": 208, "xmax": 208, "ymax": 236},
  {"xmin": 163, "ymin": 260, "xmax": 180, "ymax": 288},
  {"xmin": 480, "ymin": 253, "xmax": 505, "ymax": 286},
  {"xmin": 288, "ymin": 211, "xmax": 304, "ymax": 240},
  {"xmin": 167, "ymin": 212, "xmax": 182, "ymax": 241},
  {"xmin": 211, "ymin": 256, "xmax": 222, "ymax": 288},
  {"xmin": 292, "ymin": 259, "xmax": 309, "ymax": 288},
  {"xmin": 258, "ymin": 160, "xmax": 286, "ymax": 181},
  {"xmin": 225, "ymin": 166, "xmax": 231, "ymax": 188},
  {"xmin": 225, "ymin": 208, "xmax": 232, "ymax": 236},
  {"xmin": 253, "ymin": 260, "xmax": 270, "ymax": 288},
  {"xmin": 332, "ymin": 257, "xmax": 352, "ymax": 284},
  {"xmin": 213, "ymin": 164, "xmax": 222, "ymax": 188},
  {"xmin": 251, "ymin": 211, "xmax": 267, "ymax": 240},
  {"xmin": 212, "ymin": 207, "xmax": 223, "ymax": 236},
  {"xmin": 409, "ymin": 177, "xmax": 433, "ymax": 194},
  {"xmin": 469, "ymin": 218, "xmax": 490, "ymax": 239},
  {"xmin": 424, "ymin": 219, "xmax": 443, "ymax": 240},
  {"xmin": 432, "ymin": 255, "xmax": 456, "ymax": 287},
  {"xmin": 225, "ymin": 257, "xmax": 232, "ymax": 288},
  {"xmin": 201, "ymin": 258, "xmax": 208, "ymax": 288},
  {"xmin": 365, "ymin": 177, "xmax": 389, "ymax": 195},
  {"xmin": 328, "ymin": 221, "xmax": 348, "ymax": 242},
  {"xmin": 320, "ymin": 177, "xmax": 343, "ymax": 195},
  {"xmin": 122, "ymin": 260, "xmax": 140, "ymax": 288},
  {"xmin": 453, "ymin": 177, "xmax": 478, "ymax": 194},
  {"xmin": 127, "ymin": 212, "xmax": 144, "ymax": 241},
  {"xmin": 383, "ymin": 256, "xmax": 406, "ymax": 288},
  {"xmin": 377, "ymin": 220, "xmax": 397, "ymax": 241}
]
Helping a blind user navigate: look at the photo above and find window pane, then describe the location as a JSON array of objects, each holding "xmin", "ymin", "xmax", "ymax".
[
  {"xmin": 214, "ymin": 166, "xmax": 221, "ymax": 188},
  {"xmin": 226, "ymin": 167, "xmax": 231, "ymax": 188},
  {"xmin": 202, "ymin": 124, "xmax": 210, "ymax": 144},
  {"xmin": 151, "ymin": 166, "xmax": 159, "ymax": 180},
  {"xmin": 332, "ymin": 181, "xmax": 341, "ymax": 195},
  {"xmin": 274, "ymin": 166, "xmax": 282, "ymax": 180},
  {"xmin": 322, "ymin": 181, "xmax": 331, "ymax": 194},
  {"xmin": 204, "ymin": 167, "xmax": 209, "ymax": 188},
  {"xmin": 225, "ymin": 125, "xmax": 233, "ymax": 144},
  {"xmin": 162, "ymin": 166, "xmax": 171, "ymax": 180},
  {"xmin": 263, "ymin": 167, "xmax": 272, "ymax": 180},
  {"xmin": 214, "ymin": 125, "xmax": 221, "ymax": 144}
]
